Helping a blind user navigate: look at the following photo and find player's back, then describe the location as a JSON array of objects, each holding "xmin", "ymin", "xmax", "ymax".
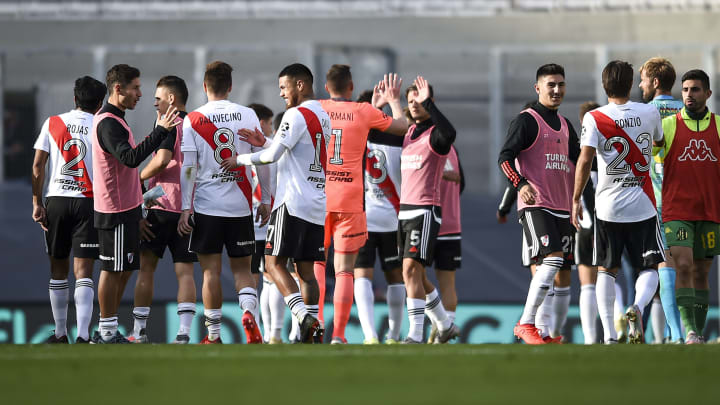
[
  {"xmin": 365, "ymin": 131, "xmax": 402, "ymax": 233},
  {"xmin": 34, "ymin": 110, "xmax": 95, "ymax": 198},
  {"xmin": 274, "ymin": 100, "xmax": 330, "ymax": 226},
  {"xmin": 584, "ymin": 101, "xmax": 662, "ymax": 222},
  {"xmin": 320, "ymin": 99, "xmax": 393, "ymax": 213},
  {"xmin": 182, "ymin": 100, "xmax": 261, "ymax": 217}
]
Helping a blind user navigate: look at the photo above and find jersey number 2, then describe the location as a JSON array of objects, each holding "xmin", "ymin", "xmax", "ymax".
[{"xmin": 60, "ymin": 139, "xmax": 87, "ymax": 177}]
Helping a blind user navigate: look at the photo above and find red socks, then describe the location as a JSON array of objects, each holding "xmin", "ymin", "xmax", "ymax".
[{"xmin": 332, "ymin": 271, "xmax": 354, "ymax": 339}]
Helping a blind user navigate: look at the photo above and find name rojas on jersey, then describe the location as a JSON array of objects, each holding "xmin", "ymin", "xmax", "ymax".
[
  {"xmin": 181, "ymin": 100, "xmax": 263, "ymax": 218},
  {"xmin": 34, "ymin": 110, "xmax": 95, "ymax": 198}
]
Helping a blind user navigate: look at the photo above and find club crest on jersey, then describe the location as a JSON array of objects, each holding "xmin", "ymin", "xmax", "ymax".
[
  {"xmin": 540, "ymin": 235, "xmax": 550, "ymax": 247},
  {"xmin": 279, "ymin": 122, "xmax": 290, "ymax": 138},
  {"xmin": 127, "ymin": 253, "xmax": 134, "ymax": 263},
  {"xmin": 678, "ymin": 139, "xmax": 718, "ymax": 162}
]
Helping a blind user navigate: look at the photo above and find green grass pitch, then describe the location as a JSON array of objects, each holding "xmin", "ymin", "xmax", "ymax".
[{"xmin": 1, "ymin": 344, "xmax": 717, "ymax": 404}]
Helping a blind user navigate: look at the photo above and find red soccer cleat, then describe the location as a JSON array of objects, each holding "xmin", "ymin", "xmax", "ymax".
[
  {"xmin": 200, "ymin": 335, "xmax": 222, "ymax": 344},
  {"xmin": 242, "ymin": 311, "xmax": 264, "ymax": 344},
  {"xmin": 514, "ymin": 323, "xmax": 546, "ymax": 345},
  {"xmin": 543, "ymin": 335, "xmax": 563, "ymax": 344}
]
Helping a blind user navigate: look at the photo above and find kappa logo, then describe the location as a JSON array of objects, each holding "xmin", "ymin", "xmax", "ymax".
[
  {"xmin": 409, "ymin": 246, "xmax": 418, "ymax": 253},
  {"xmin": 540, "ymin": 235, "xmax": 550, "ymax": 247},
  {"xmin": 678, "ymin": 139, "xmax": 718, "ymax": 162}
]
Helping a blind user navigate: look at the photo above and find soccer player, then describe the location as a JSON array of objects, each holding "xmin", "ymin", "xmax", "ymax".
[
  {"xmin": 126, "ymin": 76, "xmax": 198, "ymax": 344},
  {"xmin": 318, "ymin": 65, "xmax": 408, "ymax": 344},
  {"xmin": 638, "ymin": 57, "xmax": 685, "ymax": 343},
  {"xmin": 31, "ymin": 76, "xmax": 106, "ymax": 343},
  {"xmin": 427, "ymin": 145, "xmax": 464, "ymax": 343},
  {"xmin": 350, "ymin": 90, "xmax": 406, "ymax": 344},
  {"xmin": 573, "ymin": 60, "xmax": 665, "ymax": 344},
  {"xmin": 399, "ymin": 77, "xmax": 459, "ymax": 344},
  {"xmin": 92, "ymin": 64, "xmax": 179, "ymax": 343},
  {"xmin": 177, "ymin": 61, "xmax": 270, "ymax": 344},
  {"xmin": 498, "ymin": 64, "xmax": 578, "ymax": 345},
  {"xmin": 221, "ymin": 63, "xmax": 329, "ymax": 343},
  {"xmin": 658, "ymin": 69, "xmax": 720, "ymax": 344}
]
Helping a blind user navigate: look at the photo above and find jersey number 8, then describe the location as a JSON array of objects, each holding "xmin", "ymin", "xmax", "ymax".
[{"xmin": 213, "ymin": 128, "xmax": 237, "ymax": 164}]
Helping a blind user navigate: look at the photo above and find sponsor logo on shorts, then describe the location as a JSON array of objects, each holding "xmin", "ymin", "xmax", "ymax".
[
  {"xmin": 383, "ymin": 256, "xmax": 399, "ymax": 262},
  {"xmin": 265, "ymin": 242, "xmax": 272, "ymax": 249},
  {"xmin": 676, "ymin": 227, "xmax": 688, "ymax": 241},
  {"xmin": 127, "ymin": 253, "xmax": 134, "ymax": 263},
  {"xmin": 99, "ymin": 255, "xmax": 114, "ymax": 261},
  {"xmin": 540, "ymin": 235, "xmax": 550, "ymax": 247},
  {"xmin": 642, "ymin": 250, "xmax": 661, "ymax": 257},
  {"xmin": 454, "ymin": 256, "xmax": 462, "ymax": 261},
  {"xmin": 341, "ymin": 231, "xmax": 365, "ymax": 238},
  {"xmin": 236, "ymin": 241, "xmax": 255, "ymax": 246},
  {"xmin": 80, "ymin": 243, "xmax": 99, "ymax": 248},
  {"xmin": 409, "ymin": 246, "xmax": 418, "ymax": 253}
]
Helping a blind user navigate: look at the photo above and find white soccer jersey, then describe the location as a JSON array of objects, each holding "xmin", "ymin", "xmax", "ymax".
[
  {"xmin": 252, "ymin": 163, "xmax": 276, "ymax": 241},
  {"xmin": 581, "ymin": 101, "xmax": 663, "ymax": 223},
  {"xmin": 181, "ymin": 100, "xmax": 263, "ymax": 217},
  {"xmin": 33, "ymin": 110, "xmax": 95, "ymax": 198},
  {"xmin": 365, "ymin": 139, "xmax": 402, "ymax": 233},
  {"xmin": 273, "ymin": 100, "xmax": 330, "ymax": 225}
]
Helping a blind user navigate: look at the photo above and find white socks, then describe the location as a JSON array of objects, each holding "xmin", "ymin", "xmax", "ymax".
[
  {"xmin": 633, "ymin": 269, "xmax": 659, "ymax": 315},
  {"xmin": 177, "ymin": 302, "xmax": 196, "ymax": 336},
  {"xmin": 386, "ymin": 284, "xmax": 405, "ymax": 341},
  {"xmin": 285, "ymin": 292, "xmax": 308, "ymax": 322},
  {"xmin": 49, "ymin": 279, "xmax": 69, "ymax": 337},
  {"xmin": 99, "ymin": 316, "xmax": 118, "ymax": 341},
  {"xmin": 614, "ymin": 282, "xmax": 624, "ymax": 319},
  {"xmin": 519, "ymin": 257, "xmax": 563, "ymax": 325},
  {"xmin": 354, "ymin": 277, "xmax": 377, "ymax": 341},
  {"xmin": 260, "ymin": 279, "xmax": 272, "ymax": 340},
  {"xmin": 74, "ymin": 278, "xmax": 94, "ymax": 340},
  {"xmin": 204, "ymin": 309, "xmax": 222, "ymax": 340},
  {"xmin": 425, "ymin": 289, "xmax": 451, "ymax": 332},
  {"xmin": 238, "ymin": 287, "xmax": 259, "ymax": 320},
  {"xmin": 406, "ymin": 298, "xmax": 425, "ymax": 342},
  {"xmin": 269, "ymin": 283, "xmax": 285, "ymax": 341},
  {"xmin": 132, "ymin": 306, "xmax": 150, "ymax": 337},
  {"xmin": 552, "ymin": 286, "xmax": 571, "ymax": 337},
  {"xmin": 579, "ymin": 284, "xmax": 598, "ymax": 344},
  {"xmin": 535, "ymin": 288, "xmax": 554, "ymax": 338},
  {"xmin": 650, "ymin": 296, "xmax": 665, "ymax": 344},
  {"xmin": 597, "ymin": 271, "xmax": 617, "ymax": 343}
]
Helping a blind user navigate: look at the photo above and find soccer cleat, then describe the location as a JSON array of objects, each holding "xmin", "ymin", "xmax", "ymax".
[
  {"xmin": 513, "ymin": 323, "xmax": 546, "ymax": 345},
  {"xmin": 615, "ymin": 314, "xmax": 628, "ymax": 343},
  {"xmin": 363, "ymin": 337, "xmax": 380, "ymax": 345},
  {"xmin": 427, "ymin": 325, "xmax": 438, "ymax": 344},
  {"xmin": 171, "ymin": 334, "xmax": 190, "ymax": 344},
  {"xmin": 91, "ymin": 331, "xmax": 130, "ymax": 344},
  {"xmin": 605, "ymin": 338, "xmax": 619, "ymax": 345},
  {"xmin": 299, "ymin": 314, "xmax": 320, "ymax": 344},
  {"xmin": 685, "ymin": 332, "xmax": 703, "ymax": 345},
  {"xmin": 435, "ymin": 323, "xmax": 460, "ymax": 344},
  {"xmin": 402, "ymin": 337, "xmax": 423, "ymax": 344},
  {"xmin": 626, "ymin": 305, "xmax": 644, "ymax": 344},
  {"xmin": 75, "ymin": 336, "xmax": 90, "ymax": 344},
  {"xmin": 128, "ymin": 328, "xmax": 149, "ymax": 344},
  {"xmin": 268, "ymin": 337, "xmax": 283, "ymax": 344},
  {"xmin": 200, "ymin": 335, "xmax": 222, "ymax": 344},
  {"xmin": 45, "ymin": 332, "xmax": 69, "ymax": 344},
  {"xmin": 384, "ymin": 338, "xmax": 399, "ymax": 345},
  {"xmin": 242, "ymin": 311, "xmax": 263, "ymax": 344},
  {"xmin": 543, "ymin": 335, "xmax": 563, "ymax": 344},
  {"xmin": 330, "ymin": 336, "xmax": 347, "ymax": 345},
  {"xmin": 313, "ymin": 328, "xmax": 325, "ymax": 344}
]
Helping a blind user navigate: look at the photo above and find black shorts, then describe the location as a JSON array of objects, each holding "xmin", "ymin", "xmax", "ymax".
[
  {"xmin": 44, "ymin": 196, "xmax": 98, "ymax": 259},
  {"xmin": 251, "ymin": 240, "xmax": 265, "ymax": 274},
  {"xmin": 189, "ymin": 212, "xmax": 255, "ymax": 257},
  {"xmin": 355, "ymin": 231, "xmax": 401, "ymax": 271},
  {"xmin": 520, "ymin": 208, "xmax": 574, "ymax": 267},
  {"xmin": 98, "ymin": 221, "xmax": 140, "ymax": 272},
  {"xmin": 140, "ymin": 209, "xmax": 197, "ymax": 263},
  {"xmin": 265, "ymin": 204, "xmax": 324, "ymax": 262},
  {"xmin": 594, "ymin": 215, "xmax": 665, "ymax": 270},
  {"xmin": 397, "ymin": 207, "xmax": 441, "ymax": 267},
  {"xmin": 575, "ymin": 224, "xmax": 594, "ymax": 266},
  {"xmin": 433, "ymin": 234, "xmax": 462, "ymax": 271}
]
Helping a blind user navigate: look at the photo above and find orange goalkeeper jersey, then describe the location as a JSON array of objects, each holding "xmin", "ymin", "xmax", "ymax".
[{"xmin": 320, "ymin": 99, "xmax": 393, "ymax": 212}]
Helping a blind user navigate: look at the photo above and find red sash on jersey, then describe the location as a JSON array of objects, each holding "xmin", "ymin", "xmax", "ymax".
[
  {"xmin": 297, "ymin": 107, "xmax": 327, "ymax": 173},
  {"xmin": 48, "ymin": 115, "xmax": 93, "ymax": 197},
  {"xmin": 366, "ymin": 146, "xmax": 400, "ymax": 213},
  {"xmin": 590, "ymin": 111, "xmax": 656, "ymax": 208},
  {"xmin": 188, "ymin": 111, "xmax": 253, "ymax": 208}
]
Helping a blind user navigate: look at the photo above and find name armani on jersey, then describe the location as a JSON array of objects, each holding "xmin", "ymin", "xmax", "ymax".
[
  {"xmin": 196, "ymin": 112, "xmax": 243, "ymax": 125},
  {"xmin": 544, "ymin": 153, "xmax": 570, "ymax": 172}
]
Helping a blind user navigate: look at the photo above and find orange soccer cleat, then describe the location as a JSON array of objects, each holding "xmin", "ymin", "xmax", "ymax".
[
  {"xmin": 514, "ymin": 323, "xmax": 546, "ymax": 345},
  {"xmin": 242, "ymin": 311, "xmax": 264, "ymax": 344}
]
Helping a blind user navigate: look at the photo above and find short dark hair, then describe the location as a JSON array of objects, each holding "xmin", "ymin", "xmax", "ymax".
[
  {"xmin": 204, "ymin": 61, "xmax": 233, "ymax": 94},
  {"xmin": 356, "ymin": 90, "xmax": 373, "ymax": 104},
  {"xmin": 106, "ymin": 64, "xmax": 140, "ymax": 95},
  {"xmin": 74, "ymin": 76, "xmax": 106, "ymax": 111},
  {"xmin": 602, "ymin": 60, "xmax": 634, "ymax": 98},
  {"xmin": 273, "ymin": 112, "xmax": 285, "ymax": 132},
  {"xmin": 278, "ymin": 63, "xmax": 313, "ymax": 86},
  {"xmin": 248, "ymin": 103, "xmax": 274, "ymax": 121},
  {"xmin": 405, "ymin": 84, "xmax": 434, "ymax": 99},
  {"xmin": 681, "ymin": 69, "xmax": 710, "ymax": 90},
  {"xmin": 640, "ymin": 57, "xmax": 676, "ymax": 92},
  {"xmin": 579, "ymin": 101, "xmax": 601, "ymax": 119},
  {"xmin": 536, "ymin": 63, "xmax": 565, "ymax": 81},
  {"xmin": 156, "ymin": 75, "xmax": 189, "ymax": 105},
  {"xmin": 326, "ymin": 64, "xmax": 352, "ymax": 93}
]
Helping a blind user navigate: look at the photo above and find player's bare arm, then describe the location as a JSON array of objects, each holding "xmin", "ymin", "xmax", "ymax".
[
  {"xmin": 177, "ymin": 152, "xmax": 197, "ymax": 236},
  {"xmin": 140, "ymin": 149, "xmax": 173, "ymax": 181},
  {"xmin": 220, "ymin": 141, "xmax": 288, "ymax": 170},
  {"xmin": 31, "ymin": 149, "xmax": 49, "ymax": 231},
  {"xmin": 571, "ymin": 145, "xmax": 595, "ymax": 230},
  {"xmin": 443, "ymin": 171, "xmax": 461, "ymax": 184},
  {"xmin": 379, "ymin": 73, "xmax": 409, "ymax": 135},
  {"xmin": 139, "ymin": 218, "xmax": 156, "ymax": 241}
]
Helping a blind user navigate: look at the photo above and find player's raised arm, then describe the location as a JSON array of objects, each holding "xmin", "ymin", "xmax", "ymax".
[{"xmin": 376, "ymin": 73, "xmax": 409, "ymax": 136}]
